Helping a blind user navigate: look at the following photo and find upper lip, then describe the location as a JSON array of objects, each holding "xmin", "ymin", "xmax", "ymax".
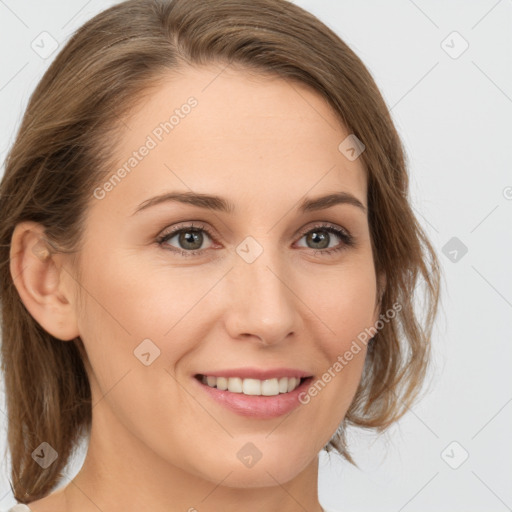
[{"xmin": 195, "ymin": 367, "xmax": 313, "ymax": 380}]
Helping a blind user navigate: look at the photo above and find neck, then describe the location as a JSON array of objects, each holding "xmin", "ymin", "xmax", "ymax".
[{"xmin": 62, "ymin": 397, "xmax": 324, "ymax": 512}]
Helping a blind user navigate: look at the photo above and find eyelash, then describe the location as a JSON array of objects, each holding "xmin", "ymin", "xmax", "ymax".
[{"xmin": 156, "ymin": 222, "xmax": 355, "ymax": 258}]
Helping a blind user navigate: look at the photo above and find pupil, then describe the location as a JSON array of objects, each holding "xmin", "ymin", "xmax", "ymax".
[
  {"xmin": 308, "ymin": 230, "xmax": 329, "ymax": 249},
  {"xmin": 180, "ymin": 230, "xmax": 202, "ymax": 250}
]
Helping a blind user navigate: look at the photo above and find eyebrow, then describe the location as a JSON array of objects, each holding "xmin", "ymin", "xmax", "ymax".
[{"xmin": 132, "ymin": 190, "xmax": 367, "ymax": 215}]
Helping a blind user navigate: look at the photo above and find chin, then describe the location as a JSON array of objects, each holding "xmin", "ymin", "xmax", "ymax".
[{"xmin": 191, "ymin": 444, "xmax": 316, "ymax": 488}]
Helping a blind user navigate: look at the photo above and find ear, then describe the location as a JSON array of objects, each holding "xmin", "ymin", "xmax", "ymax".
[{"xmin": 9, "ymin": 221, "xmax": 80, "ymax": 341}]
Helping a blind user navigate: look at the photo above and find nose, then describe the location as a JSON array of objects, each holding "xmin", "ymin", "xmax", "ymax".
[{"xmin": 223, "ymin": 244, "xmax": 301, "ymax": 346}]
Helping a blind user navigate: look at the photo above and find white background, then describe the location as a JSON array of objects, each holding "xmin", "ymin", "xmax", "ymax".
[{"xmin": 0, "ymin": 1, "xmax": 511, "ymax": 511}]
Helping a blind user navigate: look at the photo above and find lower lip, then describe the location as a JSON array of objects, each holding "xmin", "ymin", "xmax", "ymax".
[{"xmin": 193, "ymin": 376, "xmax": 313, "ymax": 419}]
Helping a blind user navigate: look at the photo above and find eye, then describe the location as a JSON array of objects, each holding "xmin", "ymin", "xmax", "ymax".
[
  {"xmin": 156, "ymin": 221, "xmax": 355, "ymax": 257},
  {"xmin": 156, "ymin": 222, "xmax": 215, "ymax": 257},
  {"xmin": 295, "ymin": 223, "xmax": 355, "ymax": 256}
]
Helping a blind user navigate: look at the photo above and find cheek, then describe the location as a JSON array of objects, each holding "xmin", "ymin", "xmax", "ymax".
[
  {"xmin": 77, "ymin": 247, "xmax": 206, "ymax": 342},
  {"xmin": 305, "ymin": 257, "xmax": 378, "ymax": 346},
  {"xmin": 297, "ymin": 258, "xmax": 376, "ymax": 413},
  {"xmin": 73, "ymin": 247, "xmax": 228, "ymax": 411}
]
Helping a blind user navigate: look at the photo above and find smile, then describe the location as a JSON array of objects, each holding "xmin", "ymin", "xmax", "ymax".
[{"xmin": 198, "ymin": 375, "xmax": 304, "ymax": 396}]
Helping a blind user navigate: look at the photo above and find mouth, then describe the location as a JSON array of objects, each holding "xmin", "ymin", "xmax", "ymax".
[
  {"xmin": 193, "ymin": 372, "xmax": 314, "ymax": 418},
  {"xmin": 195, "ymin": 374, "xmax": 308, "ymax": 396}
]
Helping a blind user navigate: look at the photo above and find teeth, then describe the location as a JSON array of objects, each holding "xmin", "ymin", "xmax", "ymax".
[
  {"xmin": 216, "ymin": 376, "xmax": 228, "ymax": 390},
  {"xmin": 242, "ymin": 378, "xmax": 261, "ymax": 395},
  {"xmin": 201, "ymin": 375, "xmax": 303, "ymax": 395}
]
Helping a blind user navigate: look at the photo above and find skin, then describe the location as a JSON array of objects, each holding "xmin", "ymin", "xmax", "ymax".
[{"xmin": 11, "ymin": 64, "xmax": 384, "ymax": 512}]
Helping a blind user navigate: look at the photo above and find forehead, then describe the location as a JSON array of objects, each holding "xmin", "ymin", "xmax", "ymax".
[{"xmin": 95, "ymin": 65, "xmax": 367, "ymax": 215}]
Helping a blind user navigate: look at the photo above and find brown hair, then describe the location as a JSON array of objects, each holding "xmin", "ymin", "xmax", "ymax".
[{"xmin": 0, "ymin": 0, "xmax": 441, "ymax": 503}]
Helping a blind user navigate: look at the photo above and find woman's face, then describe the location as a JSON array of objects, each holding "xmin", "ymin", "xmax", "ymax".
[{"xmin": 68, "ymin": 65, "xmax": 381, "ymax": 487}]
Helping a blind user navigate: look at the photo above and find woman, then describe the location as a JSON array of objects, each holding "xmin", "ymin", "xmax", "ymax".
[{"xmin": 0, "ymin": 0, "xmax": 440, "ymax": 511}]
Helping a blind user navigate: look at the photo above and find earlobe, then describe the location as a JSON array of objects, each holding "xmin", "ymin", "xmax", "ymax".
[{"xmin": 9, "ymin": 221, "xmax": 80, "ymax": 341}]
